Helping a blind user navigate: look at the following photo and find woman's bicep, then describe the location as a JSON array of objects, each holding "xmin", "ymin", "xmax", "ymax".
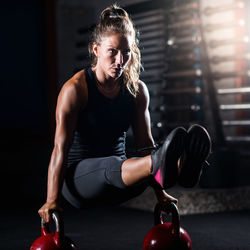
[
  {"xmin": 132, "ymin": 81, "xmax": 155, "ymax": 150},
  {"xmin": 53, "ymin": 81, "xmax": 84, "ymax": 152},
  {"xmin": 54, "ymin": 109, "xmax": 78, "ymax": 152}
]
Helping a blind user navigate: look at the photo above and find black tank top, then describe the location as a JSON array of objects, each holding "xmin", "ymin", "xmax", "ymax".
[{"xmin": 67, "ymin": 67, "xmax": 135, "ymax": 166}]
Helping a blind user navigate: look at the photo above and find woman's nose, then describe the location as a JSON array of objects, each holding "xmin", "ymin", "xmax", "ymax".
[{"xmin": 115, "ymin": 51, "xmax": 123, "ymax": 65}]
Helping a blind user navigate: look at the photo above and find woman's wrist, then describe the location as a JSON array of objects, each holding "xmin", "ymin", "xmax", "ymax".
[
  {"xmin": 149, "ymin": 176, "xmax": 164, "ymax": 190},
  {"xmin": 46, "ymin": 197, "xmax": 61, "ymax": 205}
]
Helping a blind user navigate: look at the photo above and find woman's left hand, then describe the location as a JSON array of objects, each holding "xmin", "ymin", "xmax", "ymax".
[{"xmin": 155, "ymin": 188, "xmax": 178, "ymax": 206}]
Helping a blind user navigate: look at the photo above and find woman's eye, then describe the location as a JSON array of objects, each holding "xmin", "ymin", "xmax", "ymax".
[
  {"xmin": 123, "ymin": 50, "xmax": 131, "ymax": 55},
  {"xmin": 108, "ymin": 49, "xmax": 116, "ymax": 54}
]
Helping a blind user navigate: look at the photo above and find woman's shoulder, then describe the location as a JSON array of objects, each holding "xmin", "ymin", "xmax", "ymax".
[
  {"xmin": 58, "ymin": 70, "xmax": 88, "ymax": 109},
  {"xmin": 137, "ymin": 79, "xmax": 148, "ymax": 92},
  {"xmin": 135, "ymin": 79, "xmax": 149, "ymax": 103},
  {"xmin": 62, "ymin": 70, "xmax": 88, "ymax": 96},
  {"xmin": 68, "ymin": 69, "xmax": 87, "ymax": 89}
]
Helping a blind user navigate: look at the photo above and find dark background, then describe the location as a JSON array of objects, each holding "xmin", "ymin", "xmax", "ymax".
[{"xmin": 0, "ymin": 0, "xmax": 58, "ymax": 208}]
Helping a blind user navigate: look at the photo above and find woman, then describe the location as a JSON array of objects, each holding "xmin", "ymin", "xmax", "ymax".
[{"xmin": 39, "ymin": 4, "xmax": 211, "ymax": 223}]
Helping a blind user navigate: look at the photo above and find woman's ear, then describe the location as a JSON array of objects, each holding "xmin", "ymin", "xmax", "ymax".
[{"xmin": 92, "ymin": 42, "xmax": 98, "ymax": 57}]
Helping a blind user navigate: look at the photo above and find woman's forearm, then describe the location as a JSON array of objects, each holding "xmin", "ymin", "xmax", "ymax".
[{"xmin": 46, "ymin": 146, "xmax": 67, "ymax": 203}]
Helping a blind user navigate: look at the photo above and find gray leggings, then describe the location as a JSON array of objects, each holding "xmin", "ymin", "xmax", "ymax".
[{"xmin": 62, "ymin": 156, "xmax": 148, "ymax": 208}]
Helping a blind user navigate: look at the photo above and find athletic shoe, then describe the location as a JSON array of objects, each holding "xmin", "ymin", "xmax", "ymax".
[
  {"xmin": 178, "ymin": 124, "xmax": 211, "ymax": 188},
  {"xmin": 151, "ymin": 127, "xmax": 187, "ymax": 189}
]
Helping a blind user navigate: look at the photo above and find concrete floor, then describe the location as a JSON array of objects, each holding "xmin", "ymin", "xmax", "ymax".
[{"xmin": 1, "ymin": 202, "xmax": 250, "ymax": 250}]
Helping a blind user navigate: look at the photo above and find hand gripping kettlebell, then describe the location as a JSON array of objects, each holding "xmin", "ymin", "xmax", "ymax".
[
  {"xmin": 30, "ymin": 212, "xmax": 78, "ymax": 250},
  {"xmin": 143, "ymin": 202, "xmax": 192, "ymax": 250}
]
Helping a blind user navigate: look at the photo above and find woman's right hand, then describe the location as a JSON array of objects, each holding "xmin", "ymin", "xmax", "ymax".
[{"xmin": 38, "ymin": 201, "xmax": 63, "ymax": 223}]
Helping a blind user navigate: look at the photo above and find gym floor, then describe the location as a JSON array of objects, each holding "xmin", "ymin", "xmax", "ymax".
[{"xmin": 1, "ymin": 200, "xmax": 250, "ymax": 250}]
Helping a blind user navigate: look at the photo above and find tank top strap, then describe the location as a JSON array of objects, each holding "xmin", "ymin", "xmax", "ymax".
[{"xmin": 84, "ymin": 66, "xmax": 96, "ymax": 95}]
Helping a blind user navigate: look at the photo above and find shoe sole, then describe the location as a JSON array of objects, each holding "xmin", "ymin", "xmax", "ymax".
[
  {"xmin": 161, "ymin": 127, "xmax": 187, "ymax": 189},
  {"xmin": 178, "ymin": 124, "xmax": 211, "ymax": 188}
]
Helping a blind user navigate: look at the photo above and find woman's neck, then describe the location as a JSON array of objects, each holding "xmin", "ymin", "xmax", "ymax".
[{"xmin": 92, "ymin": 67, "xmax": 122, "ymax": 98}]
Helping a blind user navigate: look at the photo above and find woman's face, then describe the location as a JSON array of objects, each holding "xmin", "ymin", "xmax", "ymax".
[{"xmin": 93, "ymin": 33, "xmax": 133, "ymax": 80}]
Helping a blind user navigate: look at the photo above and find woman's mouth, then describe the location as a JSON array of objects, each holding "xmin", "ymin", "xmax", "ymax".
[{"xmin": 112, "ymin": 68, "xmax": 123, "ymax": 74}]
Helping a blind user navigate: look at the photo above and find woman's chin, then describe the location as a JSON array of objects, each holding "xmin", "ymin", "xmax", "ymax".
[{"xmin": 110, "ymin": 71, "xmax": 122, "ymax": 79}]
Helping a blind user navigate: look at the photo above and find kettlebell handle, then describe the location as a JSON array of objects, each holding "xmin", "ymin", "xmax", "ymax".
[
  {"xmin": 41, "ymin": 211, "xmax": 65, "ymax": 239},
  {"xmin": 154, "ymin": 202, "xmax": 180, "ymax": 238}
]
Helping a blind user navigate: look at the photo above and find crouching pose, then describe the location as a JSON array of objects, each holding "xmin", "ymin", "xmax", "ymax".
[{"xmin": 38, "ymin": 4, "xmax": 211, "ymax": 223}]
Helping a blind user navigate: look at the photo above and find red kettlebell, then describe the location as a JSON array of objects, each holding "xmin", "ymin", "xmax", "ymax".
[
  {"xmin": 143, "ymin": 202, "xmax": 192, "ymax": 250},
  {"xmin": 30, "ymin": 212, "xmax": 78, "ymax": 250}
]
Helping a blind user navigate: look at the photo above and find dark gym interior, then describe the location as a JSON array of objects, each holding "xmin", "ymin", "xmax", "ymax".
[{"xmin": 1, "ymin": 0, "xmax": 250, "ymax": 249}]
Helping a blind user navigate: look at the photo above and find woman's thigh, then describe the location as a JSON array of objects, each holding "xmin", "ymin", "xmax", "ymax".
[{"xmin": 62, "ymin": 156, "xmax": 148, "ymax": 208}]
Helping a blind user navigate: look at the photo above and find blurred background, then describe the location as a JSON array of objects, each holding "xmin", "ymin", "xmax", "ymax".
[{"xmin": 1, "ymin": 0, "xmax": 250, "ymax": 249}]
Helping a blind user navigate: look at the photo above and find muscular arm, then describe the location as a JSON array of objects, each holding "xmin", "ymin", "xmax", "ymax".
[
  {"xmin": 39, "ymin": 71, "xmax": 87, "ymax": 221},
  {"xmin": 132, "ymin": 80, "xmax": 155, "ymax": 155},
  {"xmin": 46, "ymin": 89, "xmax": 79, "ymax": 203},
  {"xmin": 132, "ymin": 81, "xmax": 178, "ymax": 204}
]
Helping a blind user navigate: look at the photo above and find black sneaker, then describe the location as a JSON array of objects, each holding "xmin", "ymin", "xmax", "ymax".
[
  {"xmin": 178, "ymin": 124, "xmax": 211, "ymax": 188},
  {"xmin": 151, "ymin": 127, "xmax": 187, "ymax": 189}
]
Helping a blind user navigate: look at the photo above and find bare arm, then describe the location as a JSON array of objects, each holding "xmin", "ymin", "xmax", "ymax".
[
  {"xmin": 132, "ymin": 80, "xmax": 155, "ymax": 155},
  {"xmin": 39, "ymin": 71, "xmax": 87, "ymax": 222},
  {"xmin": 132, "ymin": 81, "xmax": 178, "ymax": 205}
]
